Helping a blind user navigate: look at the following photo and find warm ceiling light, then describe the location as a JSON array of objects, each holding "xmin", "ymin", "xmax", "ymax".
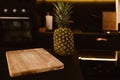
[{"xmin": 37, "ymin": 0, "xmax": 115, "ymax": 2}]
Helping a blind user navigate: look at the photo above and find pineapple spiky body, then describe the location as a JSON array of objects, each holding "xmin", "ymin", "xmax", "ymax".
[
  {"xmin": 53, "ymin": 0, "xmax": 74, "ymax": 56},
  {"xmin": 53, "ymin": 28, "xmax": 74, "ymax": 56}
]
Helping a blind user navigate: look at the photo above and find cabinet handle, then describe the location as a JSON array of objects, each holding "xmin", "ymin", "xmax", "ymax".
[
  {"xmin": 0, "ymin": 17, "xmax": 29, "ymax": 19},
  {"xmin": 96, "ymin": 37, "xmax": 108, "ymax": 41}
]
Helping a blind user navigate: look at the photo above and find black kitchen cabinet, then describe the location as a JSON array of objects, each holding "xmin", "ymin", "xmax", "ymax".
[{"xmin": 38, "ymin": 31, "xmax": 120, "ymax": 50}]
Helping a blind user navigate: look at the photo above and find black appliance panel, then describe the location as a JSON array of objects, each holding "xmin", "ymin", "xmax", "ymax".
[{"xmin": 0, "ymin": 0, "xmax": 37, "ymax": 42}]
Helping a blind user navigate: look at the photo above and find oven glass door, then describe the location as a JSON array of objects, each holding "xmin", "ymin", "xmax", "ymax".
[{"xmin": 0, "ymin": 19, "xmax": 32, "ymax": 42}]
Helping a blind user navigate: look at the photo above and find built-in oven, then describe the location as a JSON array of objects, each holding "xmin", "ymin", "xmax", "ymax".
[
  {"xmin": 0, "ymin": 17, "xmax": 33, "ymax": 42},
  {"xmin": 0, "ymin": 0, "xmax": 37, "ymax": 43}
]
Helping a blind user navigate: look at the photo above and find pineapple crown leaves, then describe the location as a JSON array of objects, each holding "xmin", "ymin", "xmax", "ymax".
[{"xmin": 53, "ymin": 0, "xmax": 73, "ymax": 28}]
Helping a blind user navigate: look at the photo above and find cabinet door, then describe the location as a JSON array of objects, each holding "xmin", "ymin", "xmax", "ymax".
[{"xmin": 102, "ymin": 11, "xmax": 116, "ymax": 31}]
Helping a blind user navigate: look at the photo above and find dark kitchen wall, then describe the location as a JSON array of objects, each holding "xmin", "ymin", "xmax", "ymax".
[{"xmin": 36, "ymin": 1, "xmax": 115, "ymax": 33}]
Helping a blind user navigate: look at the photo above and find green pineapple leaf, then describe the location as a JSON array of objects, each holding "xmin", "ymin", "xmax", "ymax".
[{"xmin": 53, "ymin": 0, "xmax": 73, "ymax": 28}]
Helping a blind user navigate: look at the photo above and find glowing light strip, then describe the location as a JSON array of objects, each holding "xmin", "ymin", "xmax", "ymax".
[
  {"xmin": 78, "ymin": 57, "xmax": 117, "ymax": 61},
  {"xmin": 78, "ymin": 51, "xmax": 118, "ymax": 61}
]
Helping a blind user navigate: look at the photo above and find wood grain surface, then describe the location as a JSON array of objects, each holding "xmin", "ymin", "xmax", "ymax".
[{"xmin": 6, "ymin": 48, "xmax": 64, "ymax": 77}]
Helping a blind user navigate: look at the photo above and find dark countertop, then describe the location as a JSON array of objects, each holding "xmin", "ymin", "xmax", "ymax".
[{"xmin": 0, "ymin": 47, "xmax": 120, "ymax": 80}]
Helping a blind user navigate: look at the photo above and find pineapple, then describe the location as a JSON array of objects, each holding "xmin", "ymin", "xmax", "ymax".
[{"xmin": 53, "ymin": 0, "xmax": 74, "ymax": 56}]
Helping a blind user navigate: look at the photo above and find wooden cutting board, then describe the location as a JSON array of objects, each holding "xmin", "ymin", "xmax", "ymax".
[{"xmin": 6, "ymin": 48, "xmax": 64, "ymax": 77}]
